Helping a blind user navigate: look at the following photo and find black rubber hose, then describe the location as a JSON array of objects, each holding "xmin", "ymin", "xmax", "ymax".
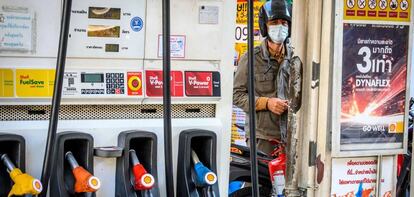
[
  {"xmin": 162, "ymin": 0, "xmax": 175, "ymax": 196},
  {"xmin": 39, "ymin": 0, "xmax": 72, "ymax": 196},
  {"xmin": 247, "ymin": 0, "xmax": 259, "ymax": 196}
]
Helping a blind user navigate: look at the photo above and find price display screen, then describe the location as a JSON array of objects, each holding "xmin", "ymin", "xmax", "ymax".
[
  {"xmin": 88, "ymin": 7, "xmax": 121, "ymax": 20},
  {"xmin": 81, "ymin": 73, "xmax": 104, "ymax": 83}
]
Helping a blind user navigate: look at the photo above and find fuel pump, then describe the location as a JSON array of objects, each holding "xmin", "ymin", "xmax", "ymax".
[
  {"xmin": 1, "ymin": 154, "xmax": 42, "ymax": 197},
  {"xmin": 130, "ymin": 149, "xmax": 155, "ymax": 192},
  {"xmin": 65, "ymin": 151, "xmax": 101, "ymax": 193}
]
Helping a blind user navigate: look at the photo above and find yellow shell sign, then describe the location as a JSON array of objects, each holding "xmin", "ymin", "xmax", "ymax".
[
  {"xmin": 0, "ymin": 69, "xmax": 14, "ymax": 97},
  {"xmin": 15, "ymin": 69, "xmax": 55, "ymax": 97},
  {"xmin": 344, "ymin": 0, "xmax": 411, "ymax": 22}
]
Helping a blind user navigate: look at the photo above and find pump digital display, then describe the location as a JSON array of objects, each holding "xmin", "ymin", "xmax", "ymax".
[
  {"xmin": 87, "ymin": 25, "xmax": 120, "ymax": 38},
  {"xmin": 88, "ymin": 7, "xmax": 121, "ymax": 20},
  {"xmin": 81, "ymin": 73, "xmax": 104, "ymax": 83},
  {"xmin": 105, "ymin": 44, "xmax": 119, "ymax": 52}
]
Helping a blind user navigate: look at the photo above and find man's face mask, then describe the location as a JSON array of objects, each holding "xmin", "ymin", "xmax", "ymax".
[{"xmin": 268, "ymin": 24, "xmax": 288, "ymax": 44}]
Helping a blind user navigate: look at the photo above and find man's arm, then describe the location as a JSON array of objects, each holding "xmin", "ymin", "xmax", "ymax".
[{"xmin": 233, "ymin": 54, "xmax": 268, "ymax": 113}]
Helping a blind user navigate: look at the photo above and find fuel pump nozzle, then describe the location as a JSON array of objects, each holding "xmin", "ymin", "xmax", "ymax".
[
  {"xmin": 129, "ymin": 149, "xmax": 155, "ymax": 191},
  {"xmin": 1, "ymin": 154, "xmax": 43, "ymax": 197},
  {"xmin": 191, "ymin": 150, "xmax": 217, "ymax": 186},
  {"xmin": 65, "ymin": 151, "xmax": 101, "ymax": 193}
]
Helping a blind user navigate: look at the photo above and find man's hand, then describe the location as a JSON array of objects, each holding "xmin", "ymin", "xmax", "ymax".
[{"xmin": 267, "ymin": 98, "xmax": 289, "ymax": 115}]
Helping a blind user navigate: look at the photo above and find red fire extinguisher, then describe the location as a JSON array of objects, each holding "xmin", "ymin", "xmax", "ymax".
[{"xmin": 268, "ymin": 153, "xmax": 286, "ymax": 197}]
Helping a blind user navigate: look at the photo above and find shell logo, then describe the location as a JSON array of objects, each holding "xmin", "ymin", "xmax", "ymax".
[
  {"xmin": 389, "ymin": 123, "xmax": 396, "ymax": 132},
  {"xmin": 141, "ymin": 174, "xmax": 155, "ymax": 188},
  {"xmin": 32, "ymin": 179, "xmax": 43, "ymax": 193},
  {"xmin": 204, "ymin": 172, "xmax": 217, "ymax": 185},
  {"xmin": 388, "ymin": 121, "xmax": 404, "ymax": 133},
  {"xmin": 88, "ymin": 176, "xmax": 101, "ymax": 190}
]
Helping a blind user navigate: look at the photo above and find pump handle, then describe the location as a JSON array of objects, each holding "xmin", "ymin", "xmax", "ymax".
[
  {"xmin": 1, "ymin": 154, "xmax": 16, "ymax": 172},
  {"xmin": 65, "ymin": 151, "xmax": 80, "ymax": 170},
  {"xmin": 129, "ymin": 149, "xmax": 141, "ymax": 165},
  {"xmin": 191, "ymin": 150, "xmax": 200, "ymax": 164}
]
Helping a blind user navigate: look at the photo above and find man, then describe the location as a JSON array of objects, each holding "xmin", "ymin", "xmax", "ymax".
[{"xmin": 233, "ymin": 0, "xmax": 302, "ymax": 155}]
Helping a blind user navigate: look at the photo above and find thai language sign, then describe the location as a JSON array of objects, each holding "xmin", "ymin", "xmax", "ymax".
[
  {"xmin": 331, "ymin": 157, "xmax": 394, "ymax": 197},
  {"xmin": 340, "ymin": 23, "xmax": 408, "ymax": 150},
  {"xmin": 343, "ymin": 0, "xmax": 411, "ymax": 22},
  {"xmin": 0, "ymin": 69, "xmax": 14, "ymax": 97},
  {"xmin": 0, "ymin": 6, "xmax": 34, "ymax": 53},
  {"xmin": 234, "ymin": 0, "xmax": 263, "ymax": 66}
]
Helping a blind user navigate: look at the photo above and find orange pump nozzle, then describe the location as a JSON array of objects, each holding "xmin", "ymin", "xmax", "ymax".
[
  {"xmin": 65, "ymin": 151, "xmax": 101, "ymax": 193},
  {"xmin": 1, "ymin": 154, "xmax": 43, "ymax": 197},
  {"xmin": 130, "ymin": 149, "xmax": 155, "ymax": 190}
]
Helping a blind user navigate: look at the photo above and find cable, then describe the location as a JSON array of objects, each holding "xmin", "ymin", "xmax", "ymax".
[
  {"xmin": 39, "ymin": 0, "xmax": 72, "ymax": 196},
  {"xmin": 247, "ymin": 0, "xmax": 259, "ymax": 196},
  {"xmin": 162, "ymin": 0, "xmax": 175, "ymax": 196}
]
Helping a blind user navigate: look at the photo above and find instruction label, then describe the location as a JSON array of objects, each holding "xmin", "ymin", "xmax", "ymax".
[
  {"xmin": 158, "ymin": 35, "xmax": 186, "ymax": 58},
  {"xmin": 15, "ymin": 69, "xmax": 55, "ymax": 97},
  {"xmin": 67, "ymin": 0, "xmax": 146, "ymax": 58},
  {"xmin": 344, "ymin": 0, "xmax": 411, "ymax": 22},
  {"xmin": 199, "ymin": 5, "xmax": 219, "ymax": 24},
  {"xmin": 331, "ymin": 157, "xmax": 394, "ymax": 196},
  {"xmin": 0, "ymin": 6, "xmax": 35, "ymax": 53},
  {"xmin": 0, "ymin": 69, "xmax": 14, "ymax": 97}
]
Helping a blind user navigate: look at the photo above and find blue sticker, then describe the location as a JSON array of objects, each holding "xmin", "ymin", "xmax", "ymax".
[{"xmin": 130, "ymin": 17, "xmax": 143, "ymax": 32}]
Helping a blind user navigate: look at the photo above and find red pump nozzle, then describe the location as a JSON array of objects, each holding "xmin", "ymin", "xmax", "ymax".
[{"xmin": 130, "ymin": 149, "xmax": 155, "ymax": 190}]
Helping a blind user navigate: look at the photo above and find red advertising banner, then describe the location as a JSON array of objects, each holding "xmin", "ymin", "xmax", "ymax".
[
  {"xmin": 185, "ymin": 71, "xmax": 220, "ymax": 97},
  {"xmin": 145, "ymin": 70, "xmax": 183, "ymax": 97}
]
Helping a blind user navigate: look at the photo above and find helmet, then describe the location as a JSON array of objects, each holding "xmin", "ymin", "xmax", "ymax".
[{"xmin": 259, "ymin": 0, "xmax": 292, "ymax": 38}]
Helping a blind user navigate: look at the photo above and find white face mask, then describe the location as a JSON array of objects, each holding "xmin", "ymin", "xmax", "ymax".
[{"xmin": 268, "ymin": 24, "xmax": 289, "ymax": 44}]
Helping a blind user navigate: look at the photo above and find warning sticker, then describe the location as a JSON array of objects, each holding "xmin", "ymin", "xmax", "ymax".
[
  {"xmin": 15, "ymin": 69, "xmax": 55, "ymax": 97},
  {"xmin": 127, "ymin": 72, "xmax": 143, "ymax": 96},
  {"xmin": 145, "ymin": 70, "xmax": 183, "ymax": 97},
  {"xmin": 0, "ymin": 69, "xmax": 14, "ymax": 97},
  {"xmin": 185, "ymin": 71, "xmax": 220, "ymax": 97},
  {"xmin": 344, "ymin": 0, "xmax": 411, "ymax": 22}
]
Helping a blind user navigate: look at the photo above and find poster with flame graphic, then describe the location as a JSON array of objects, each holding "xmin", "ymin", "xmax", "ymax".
[{"xmin": 340, "ymin": 23, "xmax": 408, "ymax": 149}]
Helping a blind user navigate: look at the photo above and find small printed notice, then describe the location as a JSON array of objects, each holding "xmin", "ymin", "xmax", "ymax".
[
  {"xmin": 199, "ymin": 5, "xmax": 219, "ymax": 24},
  {"xmin": 158, "ymin": 35, "xmax": 186, "ymax": 58},
  {"xmin": 0, "ymin": 6, "xmax": 35, "ymax": 53},
  {"xmin": 331, "ymin": 157, "xmax": 394, "ymax": 197},
  {"xmin": 0, "ymin": 69, "xmax": 14, "ymax": 97}
]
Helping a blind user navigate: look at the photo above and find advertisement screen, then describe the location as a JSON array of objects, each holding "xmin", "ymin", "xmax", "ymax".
[{"xmin": 340, "ymin": 23, "xmax": 409, "ymax": 149}]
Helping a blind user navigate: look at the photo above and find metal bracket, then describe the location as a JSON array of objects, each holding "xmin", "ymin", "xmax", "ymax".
[
  {"xmin": 308, "ymin": 141, "xmax": 317, "ymax": 166},
  {"xmin": 311, "ymin": 61, "xmax": 320, "ymax": 89}
]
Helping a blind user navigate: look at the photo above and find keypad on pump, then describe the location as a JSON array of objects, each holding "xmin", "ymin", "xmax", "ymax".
[{"xmin": 106, "ymin": 73, "xmax": 125, "ymax": 94}]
